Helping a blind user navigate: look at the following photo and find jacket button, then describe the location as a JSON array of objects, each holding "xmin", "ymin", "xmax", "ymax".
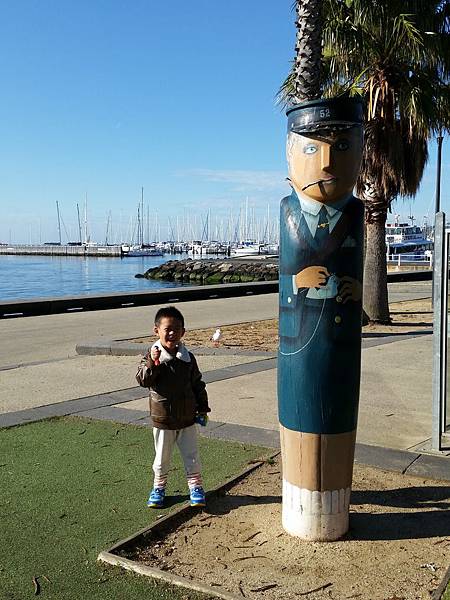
[
  {"xmin": 336, "ymin": 295, "xmax": 342, "ymax": 303},
  {"xmin": 287, "ymin": 296, "xmax": 292, "ymax": 303},
  {"xmin": 334, "ymin": 315, "xmax": 342, "ymax": 324}
]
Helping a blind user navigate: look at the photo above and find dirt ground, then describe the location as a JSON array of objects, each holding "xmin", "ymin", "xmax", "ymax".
[
  {"xmin": 128, "ymin": 455, "xmax": 449, "ymax": 600},
  {"xmin": 133, "ymin": 298, "xmax": 432, "ymax": 353}
]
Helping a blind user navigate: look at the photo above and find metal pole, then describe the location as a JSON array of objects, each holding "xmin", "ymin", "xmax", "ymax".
[
  {"xmin": 432, "ymin": 212, "xmax": 446, "ymax": 450},
  {"xmin": 432, "ymin": 135, "xmax": 444, "ymax": 307},
  {"xmin": 442, "ymin": 229, "xmax": 449, "ymax": 436},
  {"xmin": 435, "ymin": 134, "xmax": 443, "ymax": 215}
]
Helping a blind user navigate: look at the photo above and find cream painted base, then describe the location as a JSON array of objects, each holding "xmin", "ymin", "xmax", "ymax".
[{"xmin": 282, "ymin": 478, "xmax": 351, "ymax": 541}]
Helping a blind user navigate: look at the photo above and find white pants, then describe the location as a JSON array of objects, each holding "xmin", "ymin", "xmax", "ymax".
[{"xmin": 152, "ymin": 425, "xmax": 202, "ymax": 490}]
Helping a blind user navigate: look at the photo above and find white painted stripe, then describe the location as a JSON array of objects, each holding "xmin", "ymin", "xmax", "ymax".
[{"xmin": 282, "ymin": 479, "xmax": 351, "ymax": 540}]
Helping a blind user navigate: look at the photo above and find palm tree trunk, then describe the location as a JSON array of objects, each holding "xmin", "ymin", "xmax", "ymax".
[
  {"xmin": 293, "ymin": 0, "xmax": 323, "ymax": 102},
  {"xmin": 362, "ymin": 185, "xmax": 391, "ymax": 323}
]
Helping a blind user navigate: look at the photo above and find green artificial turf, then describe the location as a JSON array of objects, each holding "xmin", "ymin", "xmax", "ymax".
[{"xmin": 0, "ymin": 417, "xmax": 269, "ymax": 599}]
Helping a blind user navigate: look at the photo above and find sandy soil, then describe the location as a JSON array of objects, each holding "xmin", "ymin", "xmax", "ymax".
[
  {"xmin": 132, "ymin": 298, "xmax": 432, "ymax": 353},
  {"xmin": 128, "ymin": 455, "xmax": 449, "ymax": 600}
]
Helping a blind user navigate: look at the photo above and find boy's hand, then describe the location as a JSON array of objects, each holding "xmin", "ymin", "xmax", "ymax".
[
  {"xmin": 195, "ymin": 414, "xmax": 208, "ymax": 427},
  {"xmin": 150, "ymin": 347, "xmax": 161, "ymax": 364}
]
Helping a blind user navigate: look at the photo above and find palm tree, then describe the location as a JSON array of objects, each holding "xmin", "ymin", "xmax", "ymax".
[
  {"xmin": 280, "ymin": 0, "xmax": 450, "ymax": 322},
  {"xmin": 291, "ymin": 0, "xmax": 323, "ymax": 102}
]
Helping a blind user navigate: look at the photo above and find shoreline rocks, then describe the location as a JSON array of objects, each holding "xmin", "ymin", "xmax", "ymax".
[{"xmin": 137, "ymin": 258, "xmax": 279, "ymax": 284}]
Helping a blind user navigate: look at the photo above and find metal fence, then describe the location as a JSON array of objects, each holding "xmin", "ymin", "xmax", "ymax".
[{"xmin": 386, "ymin": 253, "xmax": 433, "ymax": 268}]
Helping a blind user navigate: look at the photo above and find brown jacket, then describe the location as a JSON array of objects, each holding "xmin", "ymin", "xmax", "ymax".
[{"xmin": 136, "ymin": 345, "xmax": 209, "ymax": 430}]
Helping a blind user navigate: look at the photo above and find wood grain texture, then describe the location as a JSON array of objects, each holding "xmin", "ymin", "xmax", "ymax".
[{"xmin": 280, "ymin": 424, "xmax": 356, "ymax": 491}]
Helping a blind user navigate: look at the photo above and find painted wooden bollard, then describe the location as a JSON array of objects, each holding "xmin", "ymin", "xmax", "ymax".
[{"xmin": 278, "ymin": 97, "xmax": 364, "ymax": 540}]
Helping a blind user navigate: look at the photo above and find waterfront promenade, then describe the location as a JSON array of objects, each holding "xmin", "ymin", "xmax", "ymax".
[{"xmin": 0, "ymin": 279, "xmax": 447, "ymax": 479}]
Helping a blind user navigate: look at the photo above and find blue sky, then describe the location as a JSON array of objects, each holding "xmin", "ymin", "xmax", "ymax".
[{"xmin": 0, "ymin": 1, "xmax": 448, "ymax": 243}]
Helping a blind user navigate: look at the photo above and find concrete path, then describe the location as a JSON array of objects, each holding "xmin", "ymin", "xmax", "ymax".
[
  {"xmin": 112, "ymin": 334, "xmax": 433, "ymax": 452},
  {"xmin": 0, "ymin": 281, "xmax": 429, "ymax": 368},
  {"xmin": 2, "ymin": 279, "xmax": 447, "ymax": 481},
  {"xmin": 0, "ymin": 294, "xmax": 278, "ymax": 368}
]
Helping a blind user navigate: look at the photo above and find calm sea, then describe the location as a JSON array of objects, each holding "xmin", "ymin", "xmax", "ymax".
[{"xmin": 0, "ymin": 254, "xmax": 197, "ymax": 301}]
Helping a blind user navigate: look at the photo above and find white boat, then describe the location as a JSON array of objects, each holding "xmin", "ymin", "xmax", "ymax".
[
  {"xmin": 231, "ymin": 241, "xmax": 261, "ymax": 256},
  {"xmin": 385, "ymin": 222, "xmax": 432, "ymax": 263},
  {"xmin": 123, "ymin": 245, "xmax": 164, "ymax": 257}
]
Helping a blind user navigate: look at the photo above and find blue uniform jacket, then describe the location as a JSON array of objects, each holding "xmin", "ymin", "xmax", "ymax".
[{"xmin": 278, "ymin": 190, "xmax": 364, "ymax": 434}]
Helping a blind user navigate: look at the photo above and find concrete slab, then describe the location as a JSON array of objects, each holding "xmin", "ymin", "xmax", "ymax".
[
  {"xmin": 388, "ymin": 281, "xmax": 431, "ymax": 303},
  {"xmin": 75, "ymin": 340, "xmax": 113, "ymax": 355},
  {"xmin": 201, "ymin": 422, "xmax": 280, "ymax": 449},
  {"xmin": 0, "ymin": 354, "xmax": 264, "ymax": 415},
  {"xmin": 76, "ymin": 406, "xmax": 148, "ymax": 424},
  {"xmin": 205, "ymin": 369, "xmax": 278, "ymax": 431},
  {"xmin": 405, "ymin": 453, "xmax": 450, "ymax": 481},
  {"xmin": 113, "ymin": 398, "xmax": 148, "ymax": 412},
  {"xmin": 354, "ymin": 443, "xmax": 419, "ymax": 473},
  {"xmin": 358, "ymin": 335, "xmax": 432, "ymax": 449},
  {"xmin": 0, "ymin": 294, "xmax": 279, "ymax": 368}
]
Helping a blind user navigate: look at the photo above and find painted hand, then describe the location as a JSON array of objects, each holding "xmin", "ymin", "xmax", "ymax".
[
  {"xmin": 295, "ymin": 266, "xmax": 330, "ymax": 289},
  {"xmin": 339, "ymin": 276, "xmax": 362, "ymax": 304}
]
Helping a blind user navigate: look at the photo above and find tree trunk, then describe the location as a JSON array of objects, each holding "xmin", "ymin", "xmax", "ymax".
[
  {"xmin": 363, "ymin": 218, "xmax": 391, "ymax": 323},
  {"xmin": 293, "ymin": 0, "xmax": 323, "ymax": 102}
]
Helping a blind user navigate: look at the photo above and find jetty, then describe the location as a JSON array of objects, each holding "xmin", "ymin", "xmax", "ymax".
[
  {"xmin": 139, "ymin": 257, "xmax": 279, "ymax": 284},
  {"xmin": 0, "ymin": 244, "xmax": 123, "ymax": 257}
]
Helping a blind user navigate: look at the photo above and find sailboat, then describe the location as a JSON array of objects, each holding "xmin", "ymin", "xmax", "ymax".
[{"xmin": 122, "ymin": 187, "xmax": 164, "ymax": 257}]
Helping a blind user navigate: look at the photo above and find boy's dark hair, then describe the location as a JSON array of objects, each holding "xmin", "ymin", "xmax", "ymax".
[{"xmin": 154, "ymin": 306, "xmax": 185, "ymax": 328}]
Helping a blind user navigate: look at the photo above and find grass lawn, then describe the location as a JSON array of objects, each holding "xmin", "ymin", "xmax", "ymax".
[{"xmin": 0, "ymin": 417, "xmax": 270, "ymax": 600}]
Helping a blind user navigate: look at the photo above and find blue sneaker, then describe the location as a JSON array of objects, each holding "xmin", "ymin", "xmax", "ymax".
[
  {"xmin": 190, "ymin": 487, "xmax": 206, "ymax": 507},
  {"xmin": 147, "ymin": 487, "xmax": 165, "ymax": 508}
]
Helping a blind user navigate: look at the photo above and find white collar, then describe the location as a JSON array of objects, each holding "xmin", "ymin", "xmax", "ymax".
[
  {"xmin": 292, "ymin": 186, "xmax": 351, "ymax": 217},
  {"xmin": 152, "ymin": 340, "xmax": 191, "ymax": 363}
]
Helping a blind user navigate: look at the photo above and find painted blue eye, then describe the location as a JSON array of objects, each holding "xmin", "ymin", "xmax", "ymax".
[
  {"xmin": 303, "ymin": 144, "xmax": 318, "ymax": 155},
  {"xmin": 335, "ymin": 139, "xmax": 350, "ymax": 151}
]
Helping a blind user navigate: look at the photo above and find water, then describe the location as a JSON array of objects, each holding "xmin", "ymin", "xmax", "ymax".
[{"xmin": 0, "ymin": 254, "xmax": 191, "ymax": 301}]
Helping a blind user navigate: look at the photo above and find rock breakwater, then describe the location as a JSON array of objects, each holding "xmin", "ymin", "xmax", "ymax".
[{"xmin": 137, "ymin": 259, "xmax": 279, "ymax": 284}]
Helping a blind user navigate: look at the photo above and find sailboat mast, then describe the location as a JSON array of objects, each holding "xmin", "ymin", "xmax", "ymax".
[
  {"xmin": 141, "ymin": 187, "xmax": 144, "ymax": 246},
  {"xmin": 84, "ymin": 193, "xmax": 88, "ymax": 245},
  {"xmin": 56, "ymin": 201, "xmax": 62, "ymax": 245},
  {"xmin": 76, "ymin": 203, "xmax": 82, "ymax": 244}
]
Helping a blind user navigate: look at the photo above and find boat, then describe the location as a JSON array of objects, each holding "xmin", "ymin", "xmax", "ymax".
[
  {"xmin": 385, "ymin": 221, "xmax": 433, "ymax": 263},
  {"xmin": 231, "ymin": 241, "xmax": 262, "ymax": 256},
  {"xmin": 123, "ymin": 245, "xmax": 164, "ymax": 257}
]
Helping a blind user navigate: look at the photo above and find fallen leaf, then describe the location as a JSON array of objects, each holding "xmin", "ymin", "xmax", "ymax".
[
  {"xmin": 250, "ymin": 583, "xmax": 278, "ymax": 592},
  {"xmin": 243, "ymin": 531, "xmax": 261, "ymax": 542},
  {"xmin": 32, "ymin": 577, "xmax": 40, "ymax": 595},
  {"xmin": 297, "ymin": 582, "xmax": 332, "ymax": 596}
]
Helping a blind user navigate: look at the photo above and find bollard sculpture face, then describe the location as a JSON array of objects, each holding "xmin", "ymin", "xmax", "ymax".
[
  {"xmin": 286, "ymin": 128, "xmax": 363, "ymax": 204},
  {"xmin": 278, "ymin": 97, "xmax": 364, "ymax": 540}
]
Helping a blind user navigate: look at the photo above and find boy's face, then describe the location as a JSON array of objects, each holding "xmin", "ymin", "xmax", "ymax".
[{"xmin": 154, "ymin": 317, "xmax": 185, "ymax": 353}]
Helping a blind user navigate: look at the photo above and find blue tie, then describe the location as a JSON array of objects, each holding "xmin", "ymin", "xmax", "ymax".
[{"xmin": 315, "ymin": 205, "xmax": 329, "ymax": 245}]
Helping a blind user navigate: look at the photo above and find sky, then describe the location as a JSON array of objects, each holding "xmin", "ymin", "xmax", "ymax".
[{"xmin": 0, "ymin": 1, "xmax": 448, "ymax": 244}]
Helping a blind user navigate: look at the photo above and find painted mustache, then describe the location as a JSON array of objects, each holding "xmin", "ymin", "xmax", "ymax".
[{"xmin": 302, "ymin": 177, "xmax": 338, "ymax": 191}]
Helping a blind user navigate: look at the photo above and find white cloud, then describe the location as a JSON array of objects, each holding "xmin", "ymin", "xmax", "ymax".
[{"xmin": 176, "ymin": 168, "xmax": 289, "ymax": 194}]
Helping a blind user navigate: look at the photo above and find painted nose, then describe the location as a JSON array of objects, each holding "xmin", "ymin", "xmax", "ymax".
[{"xmin": 321, "ymin": 144, "xmax": 332, "ymax": 172}]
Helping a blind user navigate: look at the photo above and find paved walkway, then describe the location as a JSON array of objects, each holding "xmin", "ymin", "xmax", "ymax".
[{"xmin": 1, "ymin": 280, "xmax": 448, "ymax": 481}]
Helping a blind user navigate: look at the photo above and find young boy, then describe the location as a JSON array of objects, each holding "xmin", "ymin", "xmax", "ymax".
[{"xmin": 136, "ymin": 306, "xmax": 210, "ymax": 508}]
